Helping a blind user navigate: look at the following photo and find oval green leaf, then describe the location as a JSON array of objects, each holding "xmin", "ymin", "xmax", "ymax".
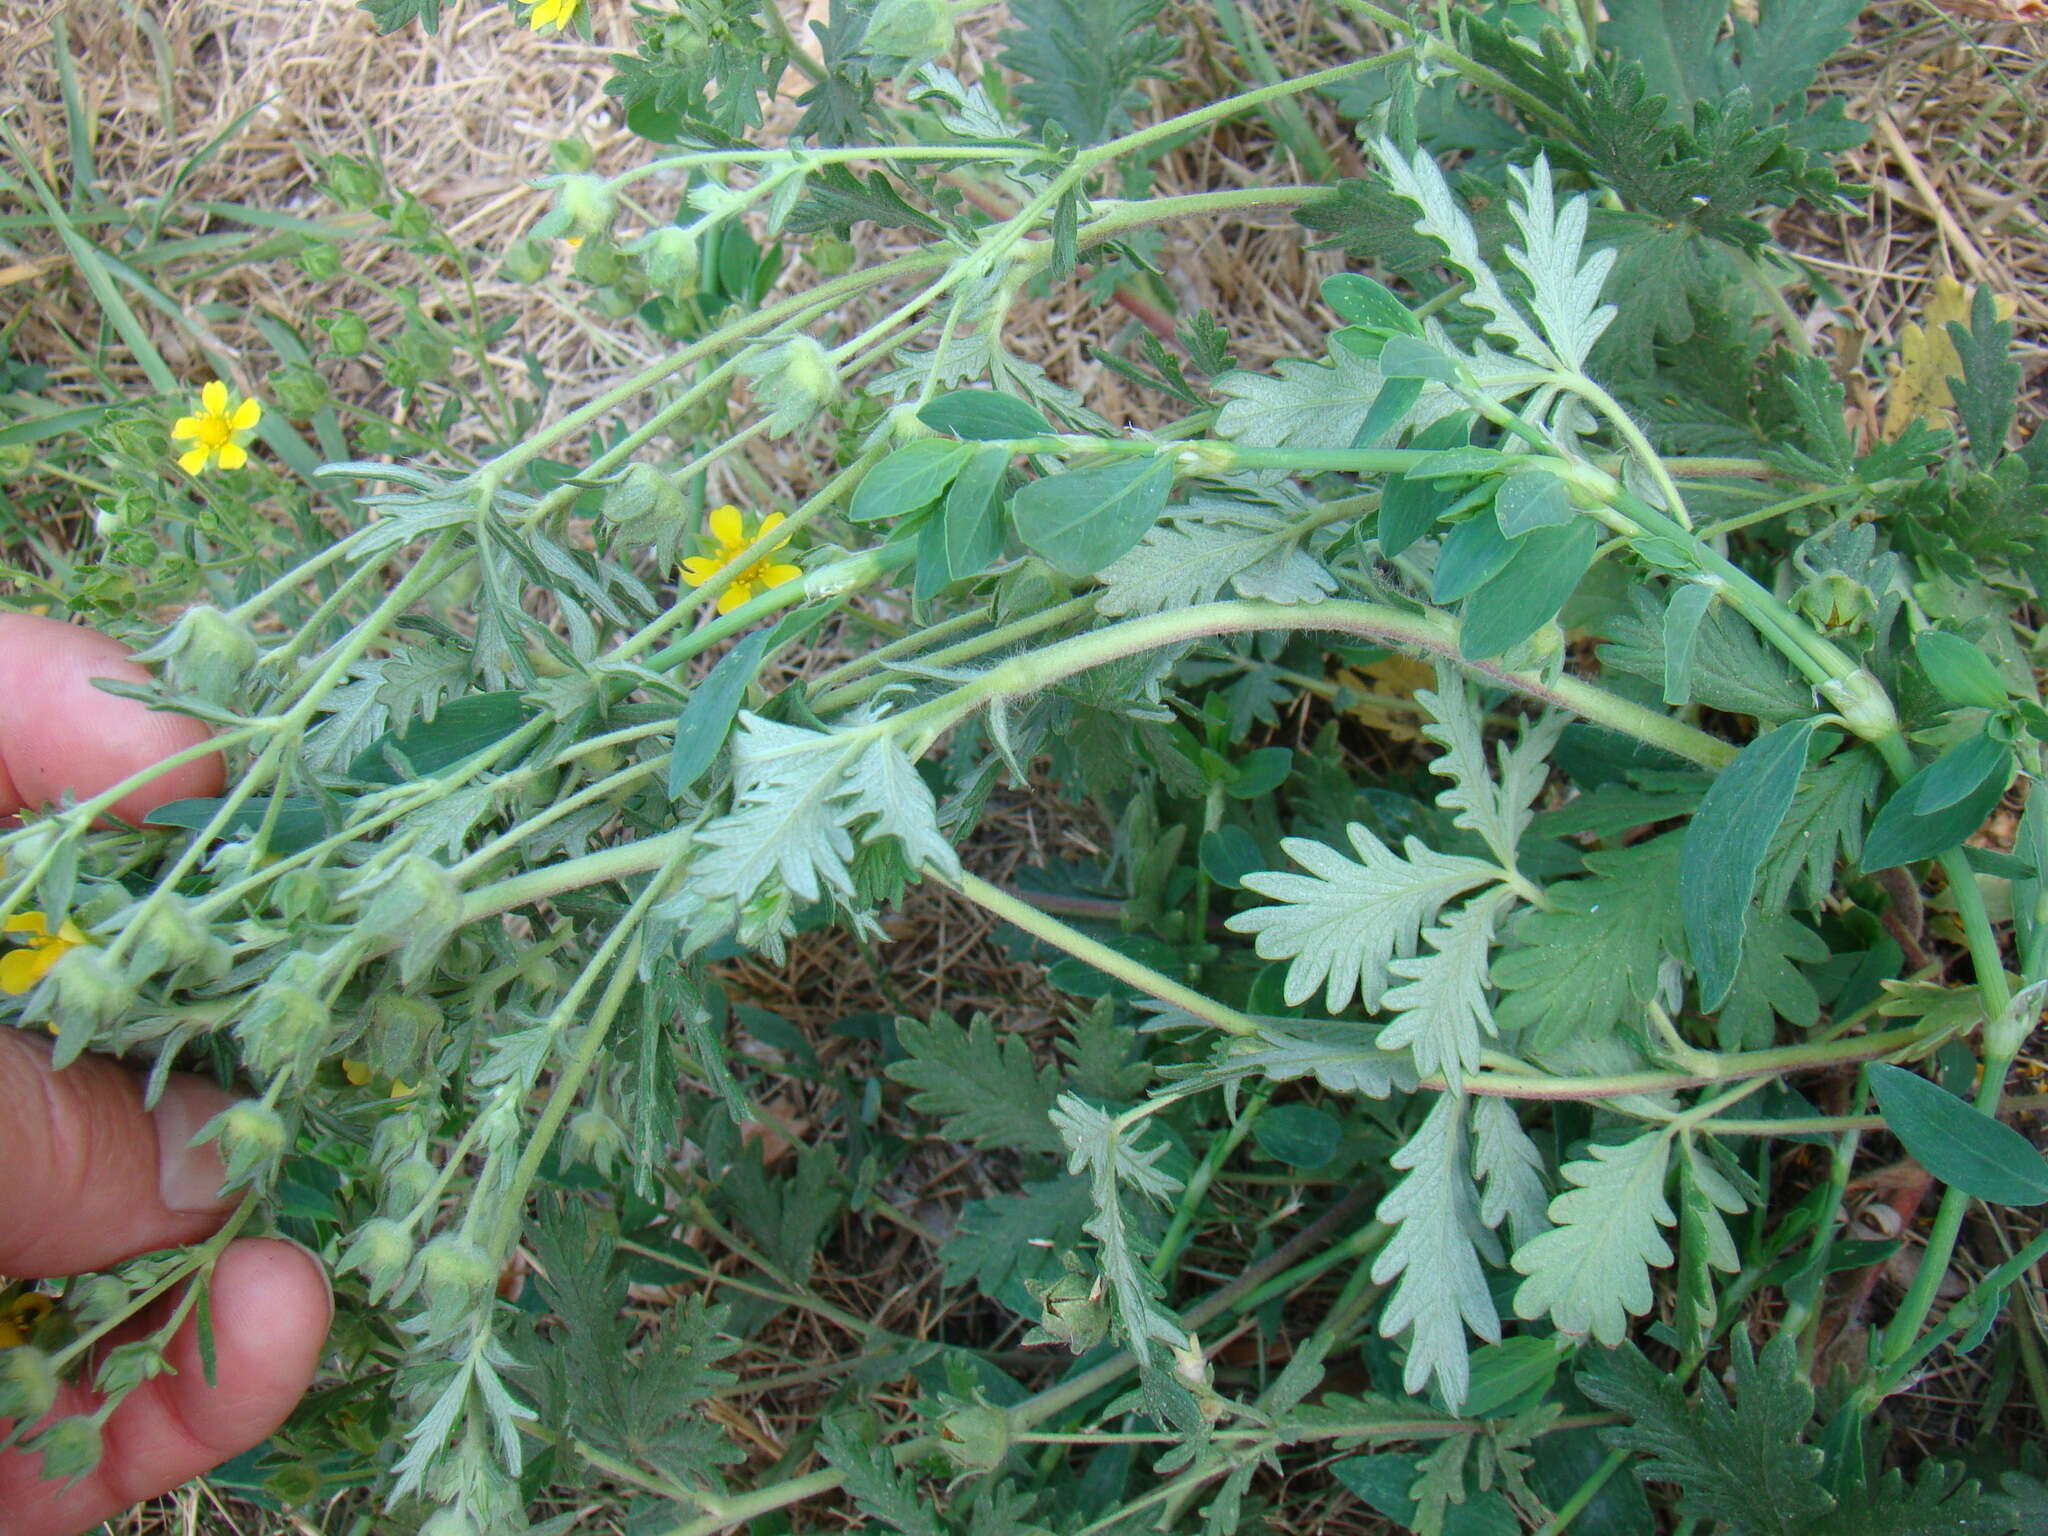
[
  {"xmin": 1376, "ymin": 414, "xmax": 1472, "ymax": 557},
  {"xmin": 1867, "ymin": 1061, "xmax": 2048, "ymax": 1206},
  {"xmin": 942, "ymin": 444, "xmax": 1009, "ymax": 579},
  {"xmin": 1914, "ymin": 629, "xmax": 2007, "ymax": 710},
  {"xmin": 1011, "ymin": 455, "xmax": 1174, "ymax": 577},
  {"xmin": 668, "ymin": 629, "xmax": 772, "ymax": 797},
  {"xmin": 1494, "ymin": 467, "xmax": 1573, "ymax": 537},
  {"xmin": 848, "ymin": 439, "xmax": 975, "ymax": 524},
  {"xmin": 1914, "ymin": 731, "xmax": 2010, "ymax": 814},
  {"xmin": 348, "ymin": 692, "xmax": 535, "ymax": 784},
  {"xmin": 1458, "ymin": 517, "xmax": 1597, "ymax": 660},
  {"xmin": 1433, "ymin": 508, "xmax": 1513, "ymax": 603},
  {"xmin": 1861, "ymin": 743, "xmax": 2012, "ymax": 871},
  {"xmin": 917, "ymin": 389, "xmax": 1048, "ymax": 442},
  {"xmin": 1321, "ymin": 272, "xmax": 1420, "ymax": 335},
  {"xmin": 1252, "ymin": 1103, "xmax": 1342, "ymax": 1168},
  {"xmin": 1680, "ymin": 717, "xmax": 1821, "ymax": 1010}
]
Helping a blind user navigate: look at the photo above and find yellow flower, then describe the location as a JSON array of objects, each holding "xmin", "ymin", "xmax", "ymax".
[
  {"xmin": 1, "ymin": 912, "xmax": 89, "ymax": 997},
  {"xmin": 528, "ymin": 0, "xmax": 577, "ymax": 30},
  {"xmin": 0, "ymin": 1292, "xmax": 53, "ymax": 1349},
  {"xmin": 679, "ymin": 504, "xmax": 803, "ymax": 616},
  {"xmin": 342, "ymin": 1058, "xmax": 418, "ymax": 1098},
  {"xmin": 170, "ymin": 380, "xmax": 261, "ymax": 476}
]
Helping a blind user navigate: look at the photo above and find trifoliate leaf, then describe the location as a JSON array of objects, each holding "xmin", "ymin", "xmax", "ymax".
[
  {"xmin": 1581, "ymin": 1332, "xmax": 1831, "ymax": 1536},
  {"xmin": 887, "ymin": 1013, "xmax": 1061, "ymax": 1154},
  {"xmin": 1370, "ymin": 1095, "xmax": 1499, "ymax": 1408},
  {"xmin": 1511, "ymin": 1131, "xmax": 1674, "ymax": 1345},
  {"xmin": 1379, "ymin": 888, "xmax": 1517, "ymax": 1092},
  {"xmin": 1228, "ymin": 826, "xmax": 1504, "ymax": 1012},
  {"xmin": 1472, "ymin": 1096, "xmax": 1550, "ymax": 1251},
  {"xmin": 1493, "ymin": 832, "xmax": 1686, "ymax": 1052}
]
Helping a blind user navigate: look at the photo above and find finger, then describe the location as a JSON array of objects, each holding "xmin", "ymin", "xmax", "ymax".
[
  {"xmin": 0, "ymin": 612, "xmax": 224, "ymax": 826},
  {"xmin": 0, "ymin": 1030, "xmax": 240, "ymax": 1278},
  {"xmin": 0, "ymin": 1237, "xmax": 332, "ymax": 1536}
]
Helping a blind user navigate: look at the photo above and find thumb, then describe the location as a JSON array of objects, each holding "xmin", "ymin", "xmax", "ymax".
[{"xmin": 0, "ymin": 1030, "xmax": 241, "ymax": 1278}]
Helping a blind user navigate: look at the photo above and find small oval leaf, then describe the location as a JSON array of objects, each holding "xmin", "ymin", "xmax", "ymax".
[
  {"xmin": 848, "ymin": 439, "xmax": 975, "ymax": 523},
  {"xmin": 917, "ymin": 389, "xmax": 1048, "ymax": 442},
  {"xmin": 1252, "ymin": 1103, "xmax": 1342, "ymax": 1168},
  {"xmin": 1914, "ymin": 629, "xmax": 2007, "ymax": 710},
  {"xmin": 1867, "ymin": 1062, "xmax": 2048, "ymax": 1206}
]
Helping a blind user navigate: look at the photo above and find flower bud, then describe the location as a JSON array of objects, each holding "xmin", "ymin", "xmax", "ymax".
[
  {"xmin": 322, "ymin": 310, "xmax": 370, "ymax": 356},
  {"xmin": 202, "ymin": 1099, "xmax": 288, "ymax": 1189},
  {"xmin": 352, "ymin": 854, "xmax": 463, "ymax": 985},
  {"xmin": 295, "ymin": 241, "xmax": 342, "ymax": 281},
  {"xmin": 419, "ymin": 1510, "xmax": 479, "ymax": 1536},
  {"xmin": 937, "ymin": 1399, "xmax": 1011, "ymax": 1473},
  {"xmin": 323, "ymin": 155, "xmax": 382, "ymax": 210},
  {"xmin": 367, "ymin": 992, "xmax": 441, "ymax": 1082},
  {"xmin": 1985, "ymin": 978, "xmax": 2047, "ymax": 1063},
  {"xmin": 499, "ymin": 238, "xmax": 552, "ymax": 284},
  {"xmin": 566, "ymin": 1109, "xmax": 627, "ymax": 1179},
  {"xmin": 548, "ymin": 137, "xmax": 594, "ymax": 174},
  {"xmin": 0, "ymin": 443, "xmax": 34, "ymax": 480},
  {"xmin": 49, "ymin": 946, "xmax": 137, "ymax": 1035},
  {"xmin": 0, "ymin": 1345, "xmax": 58, "ymax": 1423},
  {"xmin": 269, "ymin": 362, "xmax": 330, "ymax": 419},
  {"xmin": 601, "ymin": 462, "xmax": 685, "ymax": 530},
  {"xmin": 806, "ymin": 234, "xmax": 856, "ymax": 277},
  {"xmin": 242, "ymin": 979, "xmax": 332, "ymax": 1080},
  {"xmin": 1023, "ymin": 1262, "xmax": 1110, "ymax": 1355},
  {"xmin": 573, "ymin": 238, "xmax": 625, "ymax": 287},
  {"xmin": 130, "ymin": 605, "xmax": 261, "ymax": 705},
  {"xmin": 382, "ymin": 1152, "xmax": 440, "ymax": 1216},
  {"xmin": 632, "ymin": 225, "xmax": 700, "ymax": 302},
  {"xmin": 416, "ymin": 1234, "xmax": 496, "ymax": 1327},
  {"xmin": 740, "ymin": 335, "xmax": 841, "ymax": 437},
  {"xmin": 123, "ymin": 896, "xmax": 227, "ymax": 985},
  {"xmin": 66, "ymin": 1275, "xmax": 128, "ymax": 1327},
  {"xmin": 342, "ymin": 1218, "xmax": 417, "ymax": 1303},
  {"xmin": 25, "ymin": 1415, "xmax": 100, "ymax": 1482},
  {"xmin": 554, "ymin": 175, "xmax": 616, "ymax": 238}
]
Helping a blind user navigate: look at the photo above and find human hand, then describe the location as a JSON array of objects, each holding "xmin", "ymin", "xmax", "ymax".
[{"xmin": 0, "ymin": 612, "xmax": 331, "ymax": 1536}]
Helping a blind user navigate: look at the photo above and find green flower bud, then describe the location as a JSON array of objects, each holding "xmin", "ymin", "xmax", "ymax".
[
  {"xmin": 66, "ymin": 1275, "xmax": 128, "ymax": 1327},
  {"xmin": 554, "ymin": 174, "xmax": 616, "ymax": 238},
  {"xmin": 573, "ymin": 237, "xmax": 625, "ymax": 287},
  {"xmin": 601, "ymin": 462, "xmax": 684, "ymax": 530},
  {"xmin": 323, "ymin": 155, "xmax": 383, "ymax": 211},
  {"xmin": 419, "ymin": 1510, "xmax": 479, "ymax": 1536},
  {"xmin": 740, "ymin": 334, "xmax": 841, "ymax": 437},
  {"xmin": 351, "ymin": 854, "xmax": 462, "ymax": 985},
  {"xmin": 1985, "ymin": 978, "xmax": 2047, "ymax": 1062},
  {"xmin": 520, "ymin": 953, "xmax": 564, "ymax": 995},
  {"xmin": 322, "ymin": 310, "xmax": 370, "ymax": 356},
  {"xmin": 268, "ymin": 362, "xmax": 329, "ymax": 419},
  {"xmin": 548, "ymin": 137, "xmax": 594, "ymax": 174},
  {"xmin": 1792, "ymin": 570, "xmax": 1876, "ymax": 633},
  {"xmin": 0, "ymin": 1345, "xmax": 58, "ymax": 1423},
  {"xmin": 129, "ymin": 604, "xmax": 261, "ymax": 705},
  {"xmin": 1023, "ymin": 1260, "xmax": 1110, "ymax": 1355},
  {"xmin": 25, "ymin": 1415, "xmax": 100, "ymax": 1482},
  {"xmin": 631, "ymin": 225, "xmax": 700, "ymax": 302},
  {"xmin": 937, "ymin": 1399, "xmax": 1012, "ymax": 1473},
  {"xmin": 416, "ymin": 1234, "xmax": 496, "ymax": 1327},
  {"xmin": 382, "ymin": 1151, "xmax": 440, "ymax": 1216},
  {"xmin": 566, "ymin": 1109, "xmax": 627, "ymax": 1179},
  {"xmin": 275, "ymin": 868, "xmax": 331, "ymax": 925},
  {"xmin": 243, "ymin": 980, "xmax": 332, "ymax": 1079},
  {"xmin": 123, "ymin": 897, "xmax": 229, "ymax": 987},
  {"xmin": 295, "ymin": 241, "xmax": 342, "ymax": 281},
  {"xmin": 202, "ymin": 1099, "xmax": 288, "ymax": 1189},
  {"xmin": 806, "ymin": 234, "xmax": 856, "ymax": 277},
  {"xmin": 592, "ymin": 282, "xmax": 639, "ymax": 319},
  {"xmin": 342, "ymin": 1218, "xmax": 416, "ymax": 1303},
  {"xmin": 367, "ymin": 992, "xmax": 441, "ymax": 1081},
  {"xmin": 865, "ymin": 0, "xmax": 953, "ymax": 64},
  {"xmin": 49, "ymin": 946, "xmax": 137, "ymax": 1034},
  {"xmin": 385, "ymin": 193, "xmax": 433, "ymax": 245},
  {"xmin": 499, "ymin": 238, "xmax": 552, "ymax": 284},
  {"xmin": 0, "ymin": 443, "xmax": 35, "ymax": 480},
  {"xmin": 264, "ymin": 1463, "xmax": 324, "ymax": 1508}
]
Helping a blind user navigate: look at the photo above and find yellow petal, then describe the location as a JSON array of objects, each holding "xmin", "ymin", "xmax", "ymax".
[
  {"xmin": 56, "ymin": 921, "xmax": 87, "ymax": 945},
  {"xmin": 3, "ymin": 913, "xmax": 51, "ymax": 938},
  {"xmin": 390, "ymin": 1079, "xmax": 415, "ymax": 1098},
  {"xmin": 708, "ymin": 504, "xmax": 745, "ymax": 548},
  {"xmin": 179, "ymin": 446, "xmax": 212, "ymax": 475},
  {"xmin": 230, "ymin": 398, "xmax": 261, "ymax": 430},
  {"xmin": 0, "ymin": 948, "xmax": 43, "ymax": 996},
  {"xmin": 715, "ymin": 582, "xmax": 752, "ymax": 615},
  {"xmin": 756, "ymin": 511, "xmax": 788, "ymax": 543},
  {"xmin": 760, "ymin": 562, "xmax": 803, "ymax": 590},
  {"xmin": 201, "ymin": 380, "xmax": 228, "ymax": 417},
  {"xmin": 342, "ymin": 1058, "xmax": 373, "ymax": 1086},
  {"xmin": 170, "ymin": 416, "xmax": 204, "ymax": 441},
  {"xmin": 679, "ymin": 556, "xmax": 721, "ymax": 587},
  {"xmin": 0, "ymin": 1319, "xmax": 22, "ymax": 1349},
  {"xmin": 215, "ymin": 442, "xmax": 248, "ymax": 471}
]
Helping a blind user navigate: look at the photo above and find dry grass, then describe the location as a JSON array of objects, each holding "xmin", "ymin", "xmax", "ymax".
[{"xmin": 6, "ymin": 0, "xmax": 2047, "ymax": 1531}]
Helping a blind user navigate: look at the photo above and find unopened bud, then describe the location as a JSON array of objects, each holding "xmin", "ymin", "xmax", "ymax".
[
  {"xmin": 342, "ymin": 1218, "xmax": 416, "ymax": 1303},
  {"xmin": 202, "ymin": 1100, "xmax": 288, "ymax": 1188},
  {"xmin": 566, "ymin": 1109, "xmax": 627, "ymax": 1179},
  {"xmin": 740, "ymin": 335, "xmax": 840, "ymax": 437},
  {"xmin": 130, "ymin": 605, "xmax": 261, "ymax": 705},
  {"xmin": 0, "ymin": 1345, "xmax": 58, "ymax": 1422},
  {"xmin": 633, "ymin": 225, "xmax": 700, "ymax": 301},
  {"xmin": 26, "ymin": 1415, "xmax": 100, "ymax": 1482}
]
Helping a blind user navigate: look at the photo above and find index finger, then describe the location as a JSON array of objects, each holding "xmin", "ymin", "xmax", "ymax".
[{"xmin": 0, "ymin": 613, "xmax": 224, "ymax": 825}]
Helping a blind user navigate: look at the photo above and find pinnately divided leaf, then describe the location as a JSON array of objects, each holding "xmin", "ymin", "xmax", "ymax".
[
  {"xmin": 886, "ymin": 1013, "xmax": 1062, "ymax": 1154},
  {"xmin": 1097, "ymin": 497, "xmax": 1336, "ymax": 616},
  {"xmin": 1228, "ymin": 826, "xmax": 1504, "ymax": 1012},
  {"xmin": 1511, "ymin": 1130, "xmax": 1675, "ymax": 1345},
  {"xmin": 1378, "ymin": 886, "xmax": 1517, "ymax": 1092},
  {"xmin": 1472, "ymin": 1095, "xmax": 1550, "ymax": 1250},
  {"xmin": 1370, "ymin": 1094, "xmax": 1500, "ymax": 1408},
  {"xmin": 1502, "ymin": 155, "xmax": 1617, "ymax": 371},
  {"xmin": 1416, "ymin": 661, "xmax": 1566, "ymax": 868},
  {"xmin": 1050, "ymin": 1094, "xmax": 1186, "ymax": 1365}
]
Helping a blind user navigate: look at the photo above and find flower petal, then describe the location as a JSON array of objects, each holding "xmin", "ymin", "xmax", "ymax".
[
  {"xmin": 715, "ymin": 582, "xmax": 752, "ymax": 616},
  {"xmin": 215, "ymin": 442, "xmax": 249, "ymax": 471},
  {"xmin": 56, "ymin": 921, "xmax": 88, "ymax": 945},
  {"xmin": 342, "ymin": 1058, "xmax": 373, "ymax": 1087},
  {"xmin": 0, "ymin": 948, "xmax": 42, "ymax": 996},
  {"xmin": 3, "ymin": 913, "xmax": 51, "ymax": 938},
  {"xmin": 179, "ymin": 446, "xmax": 212, "ymax": 475},
  {"xmin": 230, "ymin": 398, "xmax": 261, "ymax": 430},
  {"xmin": 170, "ymin": 416, "xmax": 204, "ymax": 440},
  {"xmin": 679, "ymin": 556, "xmax": 721, "ymax": 586},
  {"xmin": 201, "ymin": 380, "xmax": 228, "ymax": 417},
  {"xmin": 708, "ymin": 504, "xmax": 745, "ymax": 549},
  {"xmin": 760, "ymin": 562, "xmax": 803, "ymax": 589}
]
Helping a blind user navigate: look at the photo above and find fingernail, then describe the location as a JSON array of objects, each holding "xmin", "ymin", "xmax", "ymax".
[{"xmin": 152, "ymin": 1074, "xmax": 236, "ymax": 1215}]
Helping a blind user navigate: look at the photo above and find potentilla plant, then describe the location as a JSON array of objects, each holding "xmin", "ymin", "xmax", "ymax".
[{"xmin": 3, "ymin": 0, "xmax": 2046, "ymax": 1532}]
